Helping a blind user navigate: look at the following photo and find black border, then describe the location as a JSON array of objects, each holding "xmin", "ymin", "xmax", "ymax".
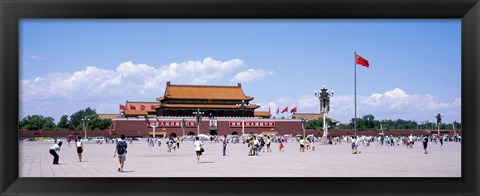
[{"xmin": 1, "ymin": 0, "xmax": 479, "ymax": 195}]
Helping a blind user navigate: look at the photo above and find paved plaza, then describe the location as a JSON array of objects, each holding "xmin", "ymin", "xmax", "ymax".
[{"xmin": 19, "ymin": 140, "xmax": 461, "ymax": 177}]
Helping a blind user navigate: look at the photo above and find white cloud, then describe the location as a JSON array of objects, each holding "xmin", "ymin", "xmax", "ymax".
[
  {"xmin": 252, "ymin": 88, "xmax": 461, "ymax": 123},
  {"xmin": 230, "ymin": 69, "xmax": 274, "ymax": 83},
  {"xmin": 20, "ymin": 59, "xmax": 460, "ymax": 124},
  {"xmin": 20, "ymin": 57, "xmax": 245, "ymax": 121}
]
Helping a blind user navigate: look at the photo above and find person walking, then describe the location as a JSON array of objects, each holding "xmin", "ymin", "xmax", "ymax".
[
  {"xmin": 355, "ymin": 136, "xmax": 361, "ymax": 154},
  {"xmin": 439, "ymin": 135, "xmax": 444, "ymax": 146},
  {"xmin": 423, "ymin": 135, "xmax": 429, "ymax": 154},
  {"xmin": 259, "ymin": 136, "xmax": 265, "ymax": 153},
  {"xmin": 266, "ymin": 136, "xmax": 272, "ymax": 152},
  {"xmin": 222, "ymin": 135, "xmax": 228, "ymax": 156},
  {"xmin": 248, "ymin": 136, "xmax": 254, "ymax": 156},
  {"xmin": 49, "ymin": 141, "xmax": 62, "ymax": 164},
  {"xmin": 253, "ymin": 136, "xmax": 260, "ymax": 155},
  {"xmin": 176, "ymin": 137, "xmax": 180, "ymax": 149},
  {"xmin": 311, "ymin": 137, "xmax": 316, "ymax": 151},
  {"xmin": 351, "ymin": 136, "xmax": 357, "ymax": 154},
  {"xmin": 194, "ymin": 136, "xmax": 204, "ymax": 163},
  {"xmin": 114, "ymin": 134, "xmax": 128, "ymax": 172},
  {"xmin": 299, "ymin": 137, "xmax": 305, "ymax": 152},
  {"xmin": 76, "ymin": 136, "xmax": 84, "ymax": 162},
  {"xmin": 279, "ymin": 140, "xmax": 284, "ymax": 152}
]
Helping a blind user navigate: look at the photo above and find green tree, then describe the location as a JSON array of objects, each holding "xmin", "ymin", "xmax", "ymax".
[
  {"xmin": 19, "ymin": 115, "xmax": 56, "ymax": 130},
  {"xmin": 86, "ymin": 114, "xmax": 112, "ymax": 130},
  {"xmin": 56, "ymin": 115, "xmax": 69, "ymax": 129},
  {"xmin": 69, "ymin": 107, "xmax": 97, "ymax": 130},
  {"xmin": 306, "ymin": 118, "xmax": 333, "ymax": 130}
]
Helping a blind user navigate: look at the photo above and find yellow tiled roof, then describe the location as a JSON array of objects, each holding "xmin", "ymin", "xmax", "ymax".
[
  {"xmin": 158, "ymin": 83, "xmax": 254, "ymax": 101},
  {"xmin": 254, "ymin": 111, "xmax": 271, "ymax": 117},
  {"xmin": 124, "ymin": 110, "xmax": 148, "ymax": 116}
]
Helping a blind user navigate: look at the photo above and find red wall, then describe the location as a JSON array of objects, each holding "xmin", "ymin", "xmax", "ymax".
[
  {"xmin": 18, "ymin": 121, "xmax": 462, "ymax": 138},
  {"xmin": 111, "ymin": 118, "xmax": 303, "ymax": 137}
]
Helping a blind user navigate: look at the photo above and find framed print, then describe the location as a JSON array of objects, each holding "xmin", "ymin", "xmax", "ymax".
[{"xmin": 1, "ymin": 0, "xmax": 479, "ymax": 195}]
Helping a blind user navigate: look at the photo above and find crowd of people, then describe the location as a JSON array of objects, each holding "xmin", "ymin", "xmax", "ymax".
[{"xmin": 44, "ymin": 132, "xmax": 461, "ymax": 172}]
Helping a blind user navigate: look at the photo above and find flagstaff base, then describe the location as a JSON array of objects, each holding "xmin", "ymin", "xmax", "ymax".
[{"xmin": 319, "ymin": 136, "xmax": 329, "ymax": 145}]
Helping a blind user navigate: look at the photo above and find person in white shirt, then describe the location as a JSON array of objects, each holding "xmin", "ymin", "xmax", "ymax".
[
  {"xmin": 266, "ymin": 136, "xmax": 272, "ymax": 152},
  {"xmin": 194, "ymin": 136, "xmax": 204, "ymax": 163},
  {"xmin": 49, "ymin": 141, "xmax": 63, "ymax": 164},
  {"xmin": 351, "ymin": 136, "xmax": 357, "ymax": 154},
  {"xmin": 253, "ymin": 136, "xmax": 260, "ymax": 155},
  {"xmin": 76, "ymin": 137, "xmax": 84, "ymax": 162}
]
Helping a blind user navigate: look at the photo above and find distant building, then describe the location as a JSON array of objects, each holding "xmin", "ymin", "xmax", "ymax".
[
  {"xmin": 254, "ymin": 111, "xmax": 271, "ymax": 119},
  {"xmin": 122, "ymin": 101, "xmax": 158, "ymax": 118},
  {"xmin": 155, "ymin": 81, "xmax": 261, "ymax": 118},
  {"xmin": 97, "ymin": 114, "xmax": 121, "ymax": 120}
]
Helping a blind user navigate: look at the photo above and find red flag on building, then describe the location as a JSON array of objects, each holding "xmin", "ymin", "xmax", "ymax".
[
  {"xmin": 151, "ymin": 105, "xmax": 156, "ymax": 110},
  {"xmin": 356, "ymin": 54, "xmax": 369, "ymax": 68},
  {"xmin": 140, "ymin": 104, "xmax": 146, "ymax": 111},
  {"xmin": 276, "ymin": 107, "xmax": 279, "ymax": 115},
  {"xmin": 281, "ymin": 107, "xmax": 288, "ymax": 113},
  {"xmin": 290, "ymin": 106, "xmax": 297, "ymax": 114},
  {"xmin": 130, "ymin": 105, "xmax": 136, "ymax": 110},
  {"xmin": 119, "ymin": 104, "xmax": 126, "ymax": 111}
]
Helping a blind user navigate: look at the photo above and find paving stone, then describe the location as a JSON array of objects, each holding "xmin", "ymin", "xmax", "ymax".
[{"xmin": 19, "ymin": 140, "xmax": 461, "ymax": 177}]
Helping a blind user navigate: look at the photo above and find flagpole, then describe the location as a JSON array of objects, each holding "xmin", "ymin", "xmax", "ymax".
[{"xmin": 354, "ymin": 51, "xmax": 357, "ymax": 137}]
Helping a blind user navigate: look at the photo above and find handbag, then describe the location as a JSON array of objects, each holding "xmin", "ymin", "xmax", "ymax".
[{"xmin": 200, "ymin": 148, "xmax": 205, "ymax": 152}]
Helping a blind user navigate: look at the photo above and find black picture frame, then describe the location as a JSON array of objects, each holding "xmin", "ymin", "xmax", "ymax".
[{"xmin": 1, "ymin": 0, "xmax": 479, "ymax": 195}]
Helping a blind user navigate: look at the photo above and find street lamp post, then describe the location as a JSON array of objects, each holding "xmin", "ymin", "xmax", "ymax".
[
  {"xmin": 236, "ymin": 100, "xmax": 250, "ymax": 136},
  {"xmin": 434, "ymin": 113, "xmax": 443, "ymax": 136},
  {"xmin": 81, "ymin": 117, "xmax": 90, "ymax": 139},
  {"xmin": 145, "ymin": 118, "xmax": 158, "ymax": 138},
  {"xmin": 193, "ymin": 109, "xmax": 204, "ymax": 135},
  {"xmin": 380, "ymin": 120, "xmax": 384, "ymax": 136},
  {"xmin": 314, "ymin": 85, "xmax": 334, "ymax": 144},
  {"xmin": 181, "ymin": 119, "xmax": 187, "ymax": 137},
  {"xmin": 301, "ymin": 119, "xmax": 308, "ymax": 139}
]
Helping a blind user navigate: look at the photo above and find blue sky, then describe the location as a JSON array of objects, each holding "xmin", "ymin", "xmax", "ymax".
[{"xmin": 20, "ymin": 19, "xmax": 461, "ymax": 124}]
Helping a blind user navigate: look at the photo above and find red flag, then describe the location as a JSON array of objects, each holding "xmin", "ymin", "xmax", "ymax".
[
  {"xmin": 140, "ymin": 104, "xmax": 146, "ymax": 111},
  {"xmin": 119, "ymin": 104, "xmax": 126, "ymax": 111},
  {"xmin": 356, "ymin": 54, "xmax": 369, "ymax": 68},
  {"xmin": 281, "ymin": 107, "xmax": 288, "ymax": 113},
  {"xmin": 151, "ymin": 105, "xmax": 156, "ymax": 110},
  {"xmin": 290, "ymin": 106, "xmax": 297, "ymax": 114},
  {"xmin": 130, "ymin": 105, "xmax": 136, "ymax": 110},
  {"xmin": 276, "ymin": 107, "xmax": 279, "ymax": 115}
]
